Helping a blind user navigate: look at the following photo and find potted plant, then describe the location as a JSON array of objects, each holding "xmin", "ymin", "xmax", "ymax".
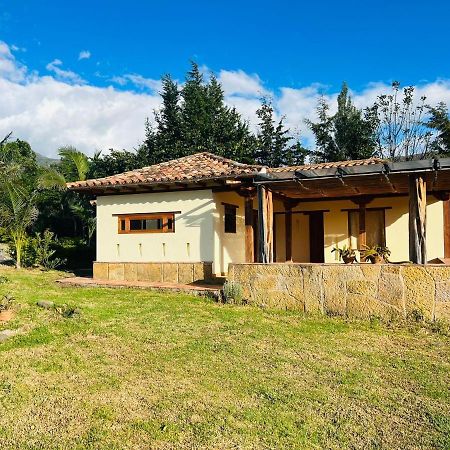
[
  {"xmin": 331, "ymin": 245, "xmax": 357, "ymax": 264},
  {"xmin": 360, "ymin": 245, "xmax": 391, "ymax": 264}
]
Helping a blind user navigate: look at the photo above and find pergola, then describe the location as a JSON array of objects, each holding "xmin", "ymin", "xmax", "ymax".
[{"xmin": 248, "ymin": 158, "xmax": 450, "ymax": 265}]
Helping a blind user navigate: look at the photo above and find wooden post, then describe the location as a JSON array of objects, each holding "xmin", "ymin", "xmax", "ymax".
[
  {"xmin": 285, "ymin": 203, "xmax": 292, "ymax": 261},
  {"xmin": 244, "ymin": 195, "xmax": 255, "ymax": 263},
  {"xmin": 257, "ymin": 185, "xmax": 273, "ymax": 263},
  {"xmin": 358, "ymin": 203, "xmax": 366, "ymax": 249},
  {"xmin": 409, "ymin": 174, "xmax": 427, "ymax": 264}
]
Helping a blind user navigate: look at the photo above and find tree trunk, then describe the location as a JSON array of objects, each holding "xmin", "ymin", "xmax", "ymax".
[{"xmin": 409, "ymin": 174, "xmax": 427, "ymax": 264}]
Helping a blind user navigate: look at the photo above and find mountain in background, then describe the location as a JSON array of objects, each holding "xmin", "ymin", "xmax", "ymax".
[{"xmin": 36, "ymin": 153, "xmax": 60, "ymax": 167}]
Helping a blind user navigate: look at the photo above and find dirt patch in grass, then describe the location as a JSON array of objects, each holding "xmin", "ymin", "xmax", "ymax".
[{"xmin": 0, "ymin": 267, "xmax": 448, "ymax": 449}]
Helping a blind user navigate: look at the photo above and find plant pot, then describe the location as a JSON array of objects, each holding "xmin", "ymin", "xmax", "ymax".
[
  {"xmin": 370, "ymin": 255, "xmax": 385, "ymax": 264},
  {"xmin": 342, "ymin": 255, "xmax": 356, "ymax": 264}
]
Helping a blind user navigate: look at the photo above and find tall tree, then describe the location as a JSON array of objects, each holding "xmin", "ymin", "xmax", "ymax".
[
  {"xmin": 307, "ymin": 83, "xmax": 378, "ymax": 162},
  {"xmin": 139, "ymin": 62, "xmax": 255, "ymax": 164},
  {"xmin": 427, "ymin": 102, "xmax": 450, "ymax": 155},
  {"xmin": 369, "ymin": 81, "xmax": 432, "ymax": 160},
  {"xmin": 255, "ymin": 99, "xmax": 309, "ymax": 167}
]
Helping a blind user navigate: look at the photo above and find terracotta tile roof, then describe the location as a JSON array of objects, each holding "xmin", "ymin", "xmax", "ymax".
[
  {"xmin": 268, "ymin": 157, "xmax": 385, "ymax": 173},
  {"xmin": 67, "ymin": 153, "xmax": 386, "ymax": 191},
  {"xmin": 67, "ymin": 152, "xmax": 262, "ymax": 190}
]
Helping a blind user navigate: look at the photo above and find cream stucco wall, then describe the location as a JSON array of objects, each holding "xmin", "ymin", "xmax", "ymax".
[
  {"xmin": 96, "ymin": 189, "xmax": 446, "ymax": 276},
  {"xmin": 96, "ymin": 190, "xmax": 216, "ymax": 267},
  {"xmin": 274, "ymin": 195, "xmax": 445, "ymax": 263},
  {"xmin": 212, "ymin": 191, "xmax": 246, "ymax": 275}
]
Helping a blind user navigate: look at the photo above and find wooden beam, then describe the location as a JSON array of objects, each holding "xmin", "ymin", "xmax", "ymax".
[
  {"xmin": 409, "ymin": 174, "xmax": 427, "ymax": 264},
  {"xmin": 244, "ymin": 196, "xmax": 255, "ymax": 263},
  {"xmin": 444, "ymin": 199, "xmax": 450, "ymax": 258}
]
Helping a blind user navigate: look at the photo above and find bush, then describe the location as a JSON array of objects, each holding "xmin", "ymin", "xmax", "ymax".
[
  {"xmin": 222, "ymin": 281, "xmax": 244, "ymax": 305},
  {"xmin": 0, "ymin": 294, "xmax": 13, "ymax": 312},
  {"xmin": 7, "ymin": 230, "xmax": 66, "ymax": 270}
]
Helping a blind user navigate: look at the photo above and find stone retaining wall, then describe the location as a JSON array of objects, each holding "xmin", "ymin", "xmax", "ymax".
[
  {"xmin": 93, "ymin": 262, "xmax": 213, "ymax": 284},
  {"xmin": 228, "ymin": 263, "xmax": 450, "ymax": 321}
]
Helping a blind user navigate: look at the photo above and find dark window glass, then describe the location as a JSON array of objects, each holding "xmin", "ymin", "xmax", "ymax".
[
  {"xmin": 144, "ymin": 218, "xmax": 162, "ymax": 230},
  {"xmin": 167, "ymin": 218, "xmax": 174, "ymax": 230},
  {"xmin": 120, "ymin": 219, "xmax": 126, "ymax": 231},
  {"xmin": 130, "ymin": 219, "xmax": 142, "ymax": 230},
  {"xmin": 224, "ymin": 205, "xmax": 237, "ymax": 233}
]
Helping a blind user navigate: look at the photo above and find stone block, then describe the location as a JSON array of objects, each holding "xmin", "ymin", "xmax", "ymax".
[
  {"xmin": 137, "ymin": 263, "xmax": 162, "ymax": 282},
  {"xmin": 377, "ymin": 271, "xmax": 405, "ymax": 314},
  {"xmin": 178, "ymin": 264, "xmax": 194, "ymax": 284},
  {"xmin": 193, "ymin": 263, "xmax": 213, "ymax": 282},
  {"xmin": 426, "ymin": 266, "xmax": 450, "ymax": 282},
  {"xmin": 401, "ymin": 266, "xmax": 435, "ymax": 320},
  {"xmin": 346, "ymin": 280, "xmax": 377, "ymax": 296},
  {"xmin": 435, "ymin": 280, "xmax": 450, "ymax": 303},
  {"xmin": 163, "ymin": 263, "xmax": 178, "ymax": 283},
  {"xmin": 108, "ymin": 263, "xmax": 124, "ymax": 281},
  {"xmin": 301, "ymin": 265, "xmax": 323, "ymax": 314},
  {"xmin": 124, "ymin": 263, "xmax": 138, "ymax": 282},
  {"xmin": 93, "ymin": 262, "xmax": 108, "ymax": 280},
  {"xmin": 359, "ymin": 264, "xmax": 382, "ymax": 281}
]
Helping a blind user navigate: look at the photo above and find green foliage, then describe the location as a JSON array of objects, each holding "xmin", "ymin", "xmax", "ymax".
[
  {"xmin": 360, "ymin": 244, "xmax": 391, "ymax": 263},
  {"xmin": 255, "ymin": 98, "xmax": 309, "ymax": 166},
  {"xmin": 307, "ymin": 83, "xmax": 378, "ymax": 162},
  {"xmin": 139, "ymin": 62, "xmax": 256, "ymax": 165},
  {"xmin": 427, "ymin": 102, "xmax": 450, "ymax": 155},
  {"xmin": 331, "ymin": 245, "xmax": 357, "ymax": 263},
  {"xmin": 0, "ymin": 294, "xmax": 13, "ymax": 312},
  {"xmin": 222, "ymin": 280, "xmax": 245, "ymax": 304},
  {"xmin": 58, "ymin": 146, "xmax": 89, "ymax": 182},
  {"xmin": 370, "ymin": 81, "xmax": 433, "ymax": 160}
]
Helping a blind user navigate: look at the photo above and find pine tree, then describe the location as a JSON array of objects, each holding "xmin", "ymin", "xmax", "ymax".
[
  {"xmin": 307, "ymin": 83, "xmax": 378, "ymax": 162},
  {"xmin": 255, "ymin": 99, "xmax": 309, "ymax": 167}
]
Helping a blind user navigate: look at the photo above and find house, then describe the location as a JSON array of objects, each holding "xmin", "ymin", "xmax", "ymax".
[{"xmin": 67, "ymin": 152, "xmax": 450, "ymax": 284}]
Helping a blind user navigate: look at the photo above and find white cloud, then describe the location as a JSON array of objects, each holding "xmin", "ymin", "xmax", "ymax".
[
  {"xmin": 0, "ymin": 40, "xmax": 26, "ymax": 82},
  {"xmin": 78, "ymin": 50, "xmax": 91, "ymax": 60},
  {"xmin": 46, "ymin": 59, "xmax": 85, "ymax": 84},
  {"xmin": 219, "ymin": 69, "xmax": 268, "ymax": 98},
  {"xmin": 111, "ymin": 73, "xmax": 162, "ymax": 92},
  {"xmin": 1, "ymin": 40, "xmax": 450, "ymax": 158}
]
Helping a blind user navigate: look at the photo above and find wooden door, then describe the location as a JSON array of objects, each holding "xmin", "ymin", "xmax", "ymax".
[{"xmin": 309, "ymin": 212, "xmax": 324, "ymax": 263}]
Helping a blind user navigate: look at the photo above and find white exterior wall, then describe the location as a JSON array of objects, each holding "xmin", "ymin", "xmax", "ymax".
[
  {"xmin": 212, "ymin": 191, "xmax": 246, "ymax": 275},
  {"xmin": 96, "ymin": 190, "xmax": 216, "ymax": 267}
]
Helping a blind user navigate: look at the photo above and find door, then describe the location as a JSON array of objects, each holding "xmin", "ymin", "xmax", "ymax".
[{"xmin": 309, "ymin": 212, "xmax": 324, "ymax": 263}]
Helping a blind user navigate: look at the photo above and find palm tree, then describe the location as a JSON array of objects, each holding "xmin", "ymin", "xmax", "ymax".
[{"xmin": 0, "ymin": 162, "xmax": 38, "ymax": 268}]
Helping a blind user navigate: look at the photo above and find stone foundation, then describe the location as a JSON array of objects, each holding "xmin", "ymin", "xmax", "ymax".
[
  {"xmin": 228, "ymin": 263, "xmax": 450, "ymax": 321},
  {"xmin": 93, "ymin": 262, "xmax": 213, "ymax": 284}
]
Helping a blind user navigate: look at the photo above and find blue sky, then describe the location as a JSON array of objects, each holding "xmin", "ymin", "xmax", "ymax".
[{"xmin": 0, "ymin": 0, "xmax": 449, "ymax": 156}]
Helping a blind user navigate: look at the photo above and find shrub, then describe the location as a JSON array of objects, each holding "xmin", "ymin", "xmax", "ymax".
[
  {"xmin": 222, "ymin": 280, "xmax": 244, "ymax": 305},
  {"xmin": 7, "ymin": 230, "xmax": 66, "ymax": 269},
  {"xmin": 0, "ymin": 294, "xmax": 13, "ymax": 312}
]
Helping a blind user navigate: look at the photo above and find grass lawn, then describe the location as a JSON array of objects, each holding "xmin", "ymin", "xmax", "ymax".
[{"xmin": 0, "ymin": 268, "xmax": 449, "ymax": 449}]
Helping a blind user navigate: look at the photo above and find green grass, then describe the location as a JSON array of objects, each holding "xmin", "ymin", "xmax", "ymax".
[{"xmin": 0, "ymin": 267, "xmax": 449, "ymax": 449}]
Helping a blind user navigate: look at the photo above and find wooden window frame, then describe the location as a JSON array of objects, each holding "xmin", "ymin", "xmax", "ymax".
[
  {"xmin": 347, "ymin": 207, "xmax": 387, "ymax": 249},
  {"xmin": 117, "ymin": 212, "xmax": 176, "ymax": 234},
  {"xmin": 223, "ymin": 203, "xmax": 238, "ymax": 234}
]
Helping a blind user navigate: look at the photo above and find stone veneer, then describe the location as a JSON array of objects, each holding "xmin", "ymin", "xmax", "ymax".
[
  {"xmin": 228, "ymin": 263, "xmax": 450, "ymax": 321},
  {"xmin": 93, "ymin": 262, "xmax": 213, "ymax": 284}
]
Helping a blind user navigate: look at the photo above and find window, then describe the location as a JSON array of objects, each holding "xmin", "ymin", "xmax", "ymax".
[
  {"xmin": 224, "ymin": 204, "xmax": 237, "ymax": 233},
  {"xmin": 348, "ymin": 209, "xmax": 386, "ymax": 249},
  {"xmin": 118, "ymin": 213, "xmax": 175, "ymax": 234}
]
